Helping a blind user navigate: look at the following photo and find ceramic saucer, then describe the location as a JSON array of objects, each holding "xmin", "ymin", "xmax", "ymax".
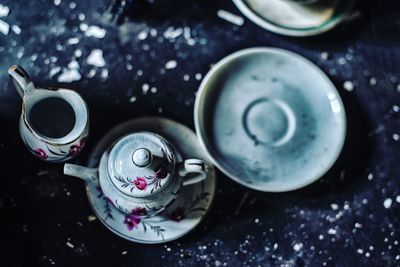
[
  {"xmin": 194, "ymin": 47, "xmax": 346, "ymax": 192},
  {"xmin": 232, "ymin": 0, "xmax": 356, "ymax": 36},
  {"xmin": 86, "ymin": 117, "xmax": 216, "ymax": 244}
]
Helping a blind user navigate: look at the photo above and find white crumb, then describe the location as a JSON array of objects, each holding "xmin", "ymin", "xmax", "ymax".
[
  {"xmin": 217, "ymin": 10, "xmax": 244, "ymax": 26},
  {"xmin": 11, "ymin": 25, "xmax": 21, "ymax": 35},
  {"xmin": 0, "ymin": 4, "xmax": 10, "ymax": 17},
  {"xmin": 0, "ymin": 19, "xmax": 10, "ymax": 35},
  {"xmin": 383, "ymin": 198, "xmax": 392, "ymax": 209},
  {"xmin": 57, "ymin": 69, "xmax": 81, "ymax": 83},
  {"xmin": 165, "ymin": 60, "xmax": 177, "ymax": 69},
  {"xmin": 87, "ymin": 49, "xmax": 105, "ymax": 67},
  {"xmin": 84, "ymin": 25, "xmax": 106, "ymax": 39}
]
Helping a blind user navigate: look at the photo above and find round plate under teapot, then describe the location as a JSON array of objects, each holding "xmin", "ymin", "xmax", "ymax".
[
  {"xmin": 86, "ymin": 117, "xmax": 216, "ymax": 244},
  {"xmin": 232, "ymin": 0, "xmax": 356, "ymax": 36}
]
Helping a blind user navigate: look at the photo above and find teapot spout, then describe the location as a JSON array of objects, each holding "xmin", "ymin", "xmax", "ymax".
[{"xmin": 64, "ymin": 164, "xmax": 98, "ymax": 183}]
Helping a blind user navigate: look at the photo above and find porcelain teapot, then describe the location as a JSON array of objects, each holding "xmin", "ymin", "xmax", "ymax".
[{"xmin": 64, "ymin": 131, "xmax": 208, "ymax": 217}]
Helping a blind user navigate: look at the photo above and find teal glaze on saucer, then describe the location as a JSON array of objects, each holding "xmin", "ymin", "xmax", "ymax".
[{"xmin": 194, "ymin": 47, "xmax": 346, "ymax": 192}]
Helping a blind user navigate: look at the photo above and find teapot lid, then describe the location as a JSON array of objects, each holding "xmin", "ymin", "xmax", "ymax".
[{"xmin": 107, "ymin": 132, "xmax": 176, "ymax": 198}]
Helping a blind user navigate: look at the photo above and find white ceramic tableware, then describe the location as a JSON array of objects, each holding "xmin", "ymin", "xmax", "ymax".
[
  {"xmin": 8, "ymin": 65, "xmax": 89, "ymax": 162},
  {"xmin": 194, "ymin": 47, "xmax": 346, "ymax": 192},
  {"xmin": 84, "ymin": 117, "xmax": 216, "ymax": 244},
  {"xmin": 64, "ymin": 131, "xmax": 208, "ymax": 218}
]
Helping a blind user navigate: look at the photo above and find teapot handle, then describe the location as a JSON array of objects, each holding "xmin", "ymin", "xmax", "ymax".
[
  {"xmin": 178, "ymin": 159, "xmax": 208, "ymax": 186},
  {"xmin": 8, "ymin": 65, "xmax": 35, "ymax": 98}
]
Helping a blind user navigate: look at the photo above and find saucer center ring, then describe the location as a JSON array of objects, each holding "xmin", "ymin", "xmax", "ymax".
[
  {"xmin": 132, "ymin": 148, "xmax": 152, "ymax": 167},
  {"xmin": 242, "ymin": 97, "xmax": 296, "ymax": 147}
]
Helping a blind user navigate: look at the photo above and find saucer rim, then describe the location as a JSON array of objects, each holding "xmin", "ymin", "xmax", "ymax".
[
  {"xmin": 85, "ymin": 117, "xmax": 217, "ymax": 244},
  {"xmin": 232, "ymin": 0, "xmax": 356, "ymax": 37},
  {"xmin": 194, "ymin": 47, "xmax": 346, "ymax": 192}
]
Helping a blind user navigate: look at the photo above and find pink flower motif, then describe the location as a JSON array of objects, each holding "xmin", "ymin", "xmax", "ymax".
[
  {"xmin": 132, "ymin": 207, "xmax": 147, "ymax": 216},
  {"xmin": 33, "ymin": 148, "xmax": 48, "ymax": 159},
  {"xmin": 124, "ymin": 213, "xmax": 141, "ymax": 230},
  {"xmin": 134, "ymin": 177, "xmax": 147, "ymax": 190},
  {"xmin": 68, "ymin": 138, "xmax": 86, "ymax": 156},
  {"xmin": 154, "ymin": 166, "xmax": 168, "ymax": 179}
]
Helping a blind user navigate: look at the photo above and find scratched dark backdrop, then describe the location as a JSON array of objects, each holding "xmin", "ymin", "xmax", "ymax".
[{"xmin": 0, "ymin": 0, "xmax": 400, "ymax": 266}]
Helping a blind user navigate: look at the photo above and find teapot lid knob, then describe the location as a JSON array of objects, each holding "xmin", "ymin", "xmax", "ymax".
[{"xmin": 132, "ymin": 148, "xmax": 152, "ymax": 167}]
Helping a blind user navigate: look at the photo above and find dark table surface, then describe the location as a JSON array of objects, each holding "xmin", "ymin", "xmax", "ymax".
[{"xmin": 1, "ymin": 0, "xmax": 400, "ymax": 266}]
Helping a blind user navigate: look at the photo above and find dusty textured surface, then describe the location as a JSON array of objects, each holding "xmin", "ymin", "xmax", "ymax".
[{"xmin": 0, "ymin": 0, "xmax": 399, "ymax": 266}]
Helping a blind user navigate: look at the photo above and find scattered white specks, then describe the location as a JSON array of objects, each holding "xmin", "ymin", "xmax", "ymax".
[
  {"xmin": 84, "ymin": 25, "xmax": 106, "ymax": 39},
  {"xmin": 137, "ymin": 30, "xmax": 148, "ymax": 40},
  {"xmin": 78, "ymin": 13, "xmax": 85, "ymax": 21},
  {"xmin": 87, "ymin": 69, "xmax": 96, "ymax": 78},
  {"xmin": 369, "ymin": 77, "xmax": 377, "ymax": 86},
  {"xmin": 183, "ymin": 74, "xmax": 190, "ymax": 81},
  {"xmin": 88, "ymin": 215, "xmax": 96, "ymax": 222},
  {"xmin": 49, "ymin": 66, "xmax": 62, "ymax": 78},
  {"xmin": 383, "ymin": 198, "xmax": 392, "ymax": 209},
  {"xmin": 273, "ymin": 243, "xmax": 278, "ymax": 250},
  {"xmin": 164, "ymin": 27, "xmax": 183, "ymax": 39},
  {"xmin": 87, "ymin": 49, "xmax": 105, "ymax": 67},
  {"xmin": 166, "ymin": 247, "xmax": 171, "ymax": 252},
  {"xmin": 393, "ymin": 105, "xmax": 400, "ymax": 112},
  {"xmin": 121, "ymin": 251, "xmax": 128, "ymax": 255},
  {"xmin": 368, "ymin": 173, "xmax": 374, "ymax": 180},
  {"xmin": 357, "ymin": 249, "xmax": 363, "ymax": 254},
  {"xmin": 57, "ymin": 69, "xmax": 81, "ymax": 83},
  {"xmin": 321, "ymin": 52, "xmax": 329, "ymax": 60},
  {"xmin": 142, "ymin": 84, "xmax": 150, "ymax": 94},
  {"xmin": 217, "ymin": 10, "xmax": 244, "ymax": 26},
  {"xmin": 327, "ymin": 228, "xmax": 337, "ymax": 235},
  {"xmin": 67, "ymin": 37, "xmax": 79, "ymax": 45},
  {"xmin": 0, "ymin": 19, "xmax": 10, "ymax": 35},
  {"xmin": 54, "ymin": 0, "xmax": 61, "ymax": 6},
  {"xmin": 293, "ymin": 243, "xmax": 303, "ymax": 252},
  {"xmin": 69, "ymin": 2, "xmax": 76, "ymax": 9},
  {"xmin": 254, "ymin": 218, "xmax": 259, "ymax": 223},
  {"xmin": 343, "ymin": 81, "xmax": 354, "ymax": 91},
  {"xmin": 195, "ymin": 73, "xmax": 202, "ymax": 80},
  {"xmin": 319, "ymin": 235, "xmax": 324, "ymax": 240},
  {"xmin": 330, "ymin": 203, "xmax": 339, "ymax": 210},
  {"xmin": 338, "ymin": 57, "xmax": 347, "ymax": 65},
  {"xmin": 355, "ymin": 222, "xmax": 362, "ymax": 228},
  {"xmin": 74, "ymin": 49, "xmax": 82, "ymax": 58},
  {"xmin": 396, "ymin": 195, "xmax": 400, "ymax": 203},
  {"xmin": 11, "ymin": 25, "xmax": 21, "ymax": 35},
  {"xmin": 150, "ymin": 87, "xmax": 157, "ymax": 93},
  {"xmin": 0, "ymin": 4, "xmax": 10, "ymax": 17},
  {"xmin": 365, "ymin": 252, "xmax": 370, "ymax": 258},
  {"xmin": 67, "ymin": 59, "xmax": 79, "ymax": 70},
  {"xmin": 165, "ymin": 60, "xmax": 177, "ymax": 70},
  {"xmin": 129, "ymin": 96, "xmax": 137, "ymax": 103},
  {"xmin": 80, "ymin": 23, "xmax": 88, "ymax": 31},
  {"xmin": 66, "ymin": 241, "xmax": 75, "ymax": 249},
  {"xmin": 393, "ymin": 133, "xmax": 400, "ymax": 141},
  {"xmin": 101, "ymin": 69, "xmax": 108, "ymax": 80}
]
